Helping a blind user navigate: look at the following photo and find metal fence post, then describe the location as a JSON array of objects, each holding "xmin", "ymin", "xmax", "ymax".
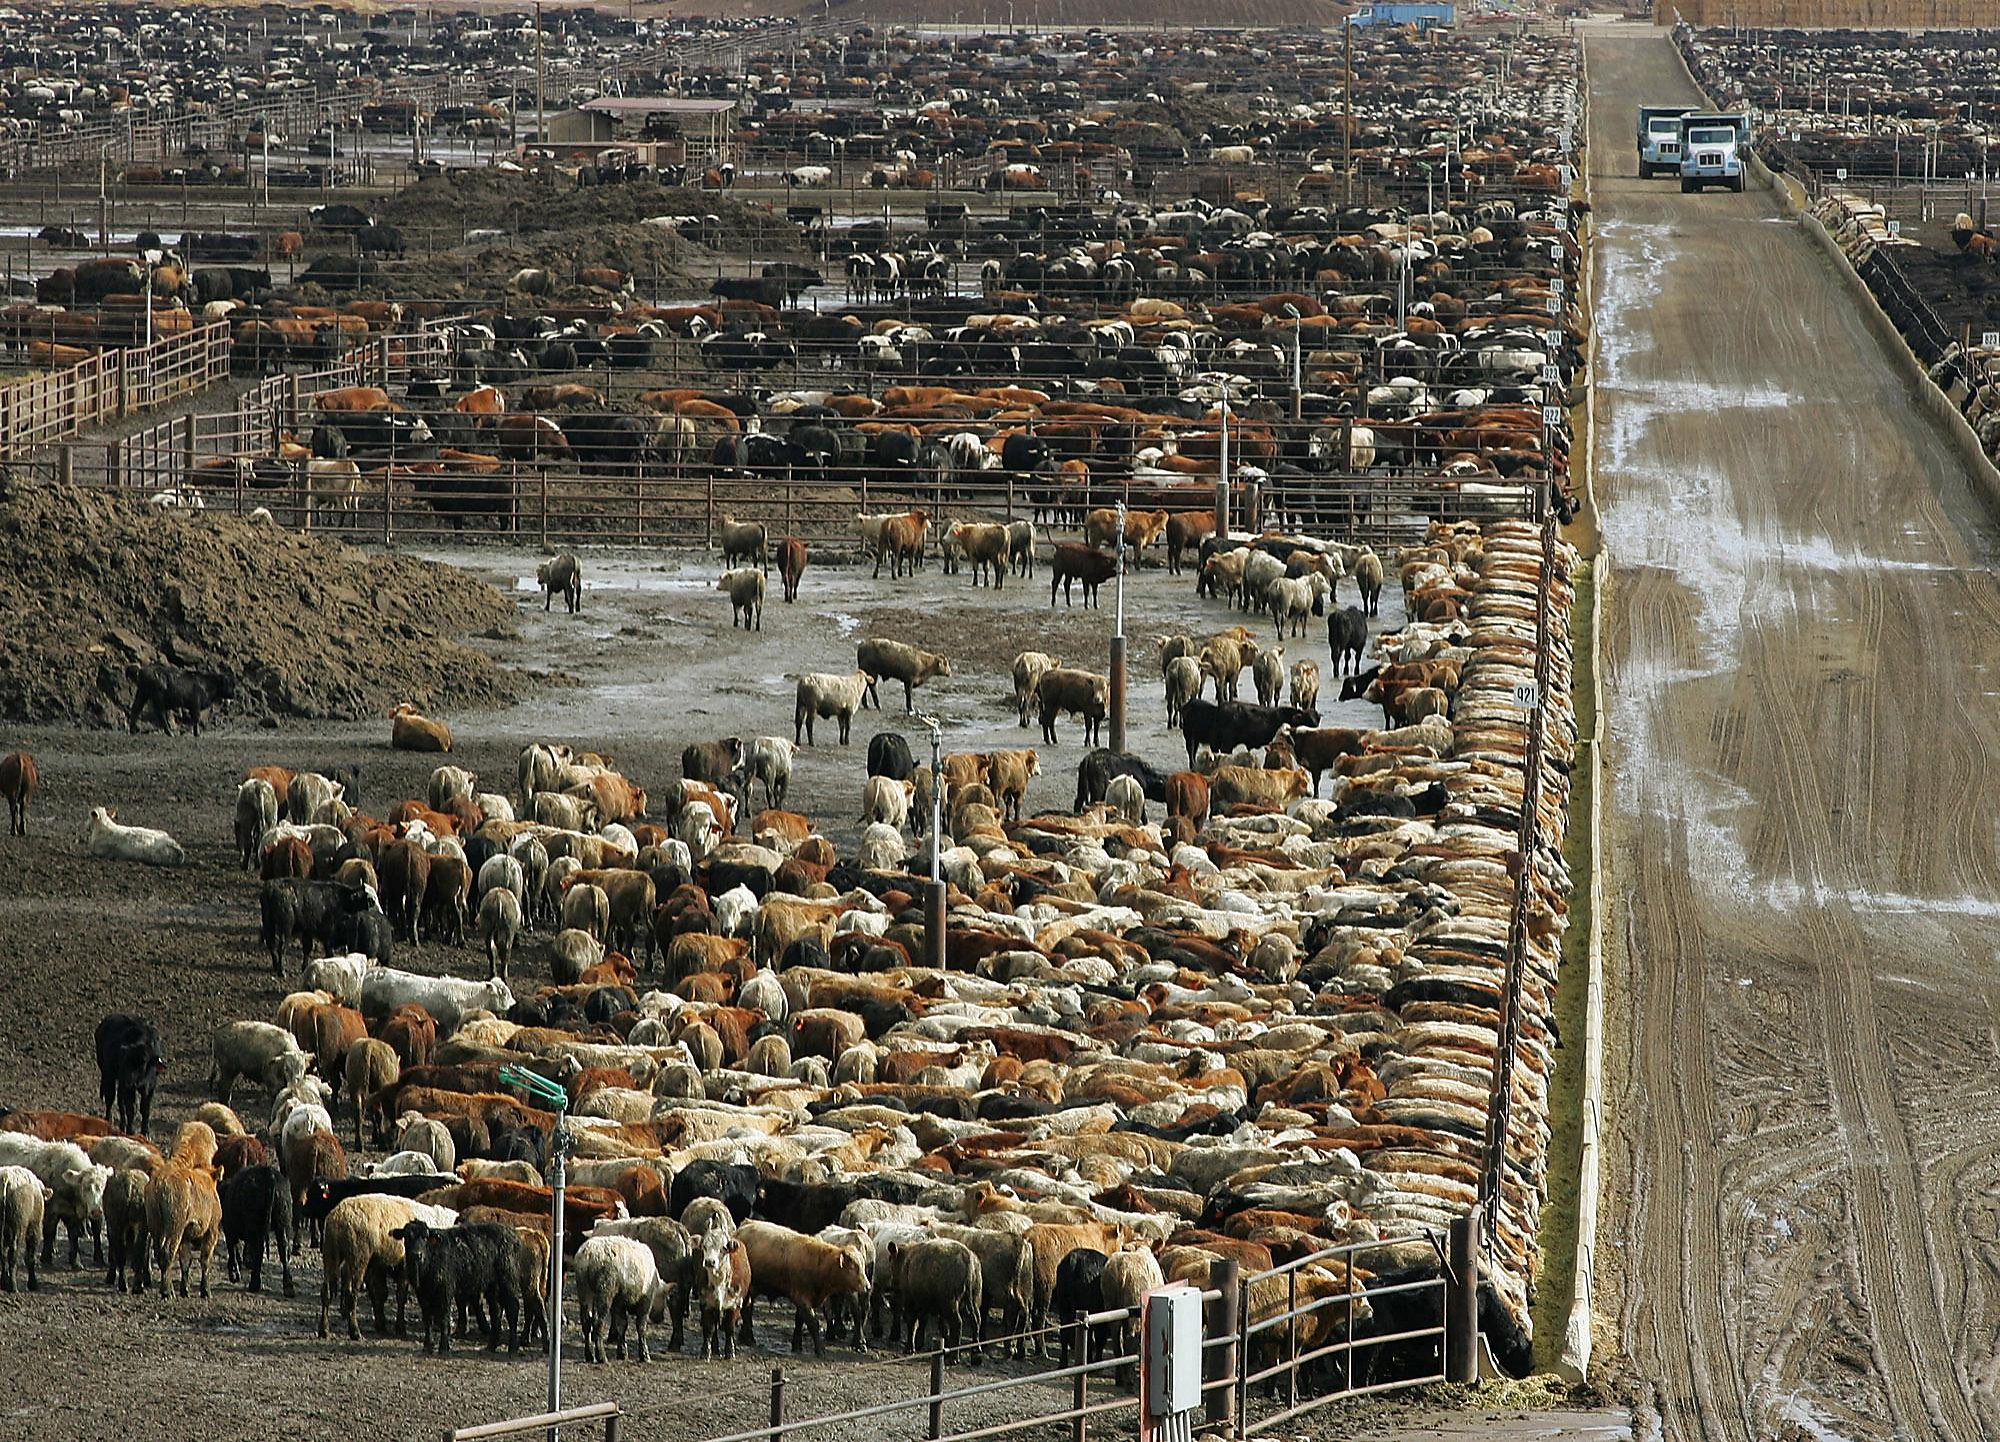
[
  {"xmin": 181, "ymin": 412, "xmax": 195, "ymax": 486},
  {"xmin": 928, "ymin": 1348, "xmax": 945, "ymax": 1440},
  {"xmin": 1070, "ymin": 1320, "xmax": 1088, "ymax": 1442},
  {"xmin": 1234, "ymin": 1278, "xmax": 1250, "ymax": 1427},
  {"xmin": 1446, "ymin": 1212, "xmax": 1480, "ymax": 1384},
  {"xmin": 1205, "ymin": 1259, "xmax": 1238, "ymax": 1433},
  {"xmin": 769, "ymin": 1368, "xmax": 787, "ymax": 1442}
]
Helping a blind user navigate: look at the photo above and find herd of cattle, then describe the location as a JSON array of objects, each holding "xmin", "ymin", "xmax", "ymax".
[
  {"xmin": 0, "ymin": 17, "xmax": 1582, "ymax": 552},
  {"xmin": 0, "ymin": 507, "xmax": 1577, "ymax": 1386}
]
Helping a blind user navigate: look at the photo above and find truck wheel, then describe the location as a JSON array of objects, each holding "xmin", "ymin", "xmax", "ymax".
[
  {"xmin": 1680, "ymin": 178, "xmax": 1694, "ymax": 193},
  {"xmin": 1638, "ymin": 162, "xmax": 1651, "ymax": 179},
  {"xmin": 1730, "ymin": 175, "xmax": 1745, "ymax": 193}
]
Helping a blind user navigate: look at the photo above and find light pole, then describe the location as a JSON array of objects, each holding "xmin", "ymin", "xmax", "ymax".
[
  {"xmin": 916, "ymin": 711, "xmax": 946, "ymax": 969},
  {"xmin": 502, "ymin": 1066, "xmax": 571, "ymax": 1442},
  {"xmin": 1109, "ymin": 500, "xmax": 1127, "ymax": 753}
]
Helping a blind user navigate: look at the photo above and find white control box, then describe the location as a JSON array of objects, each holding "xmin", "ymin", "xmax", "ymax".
[{"xmin": 1143, "ymin": 1284, "xmax": 1204, "ymax": 1416}]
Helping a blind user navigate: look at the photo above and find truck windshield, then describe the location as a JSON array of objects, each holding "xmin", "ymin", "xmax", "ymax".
[
  {"xmin": 1688, "ymin": 127, "xmax": 1734, "ymax": 144},
  {"xmin": 1649, "ymin": 119, "xmax": 1681, "ymax": 133}
]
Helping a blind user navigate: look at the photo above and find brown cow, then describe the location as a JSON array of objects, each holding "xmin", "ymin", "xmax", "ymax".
[
  {"xmin": 315, "ymin": 386, "xmax": 394, "ymax": 413},
  {"xmin": 874, "ymin": 511, "xmax": 930, "ymax": 580},
  {"xmin": 777, "ymin": 537, "xmax": 808, "ymax": 602},
  {"xmin": 1165, "ymin": 512, "xmax": 1215, "ymax": 575},
  {"xmin": 1, "ymin": 750, "xmax": 39, "ymax": 835}
]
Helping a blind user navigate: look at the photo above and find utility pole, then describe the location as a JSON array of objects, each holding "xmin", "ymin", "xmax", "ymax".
[
  {"xmin": 536, "ymin": 2, "xmax": 548, "ymax": 147},
  {"xmin": 1343, "ymin": 19, "xmax": 1353, "ymax": 207},
  {"xmin": 1110, "ymin": 500, "xmax": 1127, "ymax": 754},
  {"xmin": 918, "ymin": 713, "xmax": 946, "ymax": 969},
  {"xmin": 501, "ymin": 1067, "xmax": 572, "ymax": 1442}
]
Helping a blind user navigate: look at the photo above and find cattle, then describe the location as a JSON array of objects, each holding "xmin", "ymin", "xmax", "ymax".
[
  {"xmin": 1179, "ymin": 699, "xmax": 1318, "ymax": 765},
  {"xmin": 857, "ymin": 639, "xmax": 951, "ymax": 713},
  {"xmin": 719, "ymin": 516, "xmax": 768, "ymax": 573},
  {"xmin": 867, "ymin": 732, "xmax": 915, "ymax": 782},
  {"xmin": 0, "ymin": 751, "xmax": 34, "ymax": 836},
  {"xmin": 720, "ymin": 568, "xmax": 766, "ymax": 631},
  {"xmin": 1049, "ymin": 543, "xmax": 1118, "ymax": 608},
  {"xmin": 95, "ymin": 1015, "xmax": 165, "ymax": 1137},
  {"xmin": 794, "ymin": 673, "xmax": 870, "ymax": 746},
  {"xmin": 872, "ymin": 511, "xmax": 930, "ymax": 580},
  {"xmin": 1329, "ymin": 606, "xmax": 1368, "ymax": 676},
  {"xmin": 126, "ymin": 666, "xmax": 235, "ymax": 737},
  {"xmin": 736, "ymin": 1220, "xmax": 871, "ymax": 1356},
  {"xmin": 946, "ymin": 522, "xmax": 1010, "ymax": 588},
  {"xmin": 1033, "ymin": 669, "xmax": 1110, "ymax": 747},
  {"xmin": 538, "ymin": 553, "xmax": 583, "ymax": 614},
  {"xmin": 777, "ymin": 538, "xmax": 808, "ymax": 603},
  {"xmin": 1074, "ymin": 749, "xmax": 1170, "ymax": 811}
]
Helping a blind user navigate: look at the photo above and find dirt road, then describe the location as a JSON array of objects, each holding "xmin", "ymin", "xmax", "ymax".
[{"xmin": 1588, "ymin": 27, "xmax": 2000, "ymax": 1441}]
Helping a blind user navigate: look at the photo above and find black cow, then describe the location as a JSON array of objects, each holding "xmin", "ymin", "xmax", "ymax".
[
  {"xmin": 333, "ymin": 891, "xmax": 394, "ymax": 966},
  {"xmin": 220, "ymin": 1164, "xmax": 295, "ymax": 1295},
  {"xmin": 392, "ymin": 1218, "xmax": 521, "ymax": 1354},
  {"xmin": 670, "ymin": 1160, "xmax": 759, "ymax": 1223},
  {"xmin": 755, "ymin": 1178, "xmax": 863, "ymax": 1235},
  {"xmin": 126, "ymin": 665, "xmax": 235, "ymax": 737},
  {"xmin": 260, "ymin": 878, "xmax": 363, "ymax": 973},
  {"xmin": 866, "ymin": 732, "xmax": 914, "ymax": 781},
  {"xmin": 304, "ymin": 423, "xmax": 348, "ymax": 461},
  {"xmin": 95, "ymin": 1013, "xmax": 165, "ymax": 1135},
  {"xmin": 565, "ymin": 411, "xmax": 653, "ymax": 469},
  {"xmin": 1073, "ymin": 749, "xmax": 1169, "ymax": 811},
  {"xmin": 1050, "ymin": 1248, "xmax": 1110, "ymax": 1361},
  {"xmin": 760, "ymin": 262, "xmax": 823, "ymax": 300},
  {"xmin": 181, "ymin": 232, "xmax": 260, "ymax": 261},
  {"xmin": 1178, "ymin": 699, "xmax": 1318, "ymax": 765},
  {"xmin": 298, "ymin": 256, "xmax": 377, "ymax": 290},
  {"xmin": 1329, "ymin": 606, "xmax": 1368, "ymax": 676},
  {"xmin": 310, "ymin": 203, "xmax": 373, "ymax": 231},
  {"xmin": 319, "ymin": 410, "xmax": 432, "ymax": 455},
  {"xmin": 712, "ymin": 275, "xmax": 787, "ymax": 308},
  {"xmin": 354, "ymin": 224, "xmax": 405, "ymax": 257},
  {"xmin": 1001, "ymin": 431, "xmax": 1052, "ymax": 473},
  {"xmin": 1336, "ymin": 666, "xmax": 1380, "ymax": 703}
]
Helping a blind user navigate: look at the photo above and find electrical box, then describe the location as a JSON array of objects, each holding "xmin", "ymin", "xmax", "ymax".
[{"xmin": 1143, "ymin": 1285, "xmax": 1203, "ymax": 1417}]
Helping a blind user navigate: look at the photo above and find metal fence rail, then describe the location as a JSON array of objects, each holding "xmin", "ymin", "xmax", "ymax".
[
  {"xmin": 20, "ymin": 431, "xmax": 1549, "ymax": 553},
  {"xmin": 0, "ymin": 321, "xmax": 230, "ymax": 460},
  {"xmin": 695, "ymin": 1236, "xmax": 1453, "ymax": 1442}
]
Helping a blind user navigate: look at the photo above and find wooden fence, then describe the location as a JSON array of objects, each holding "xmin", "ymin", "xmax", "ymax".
[{"xmin": 0, "ymin": 322, "xmax": 230, "ymax": 461}]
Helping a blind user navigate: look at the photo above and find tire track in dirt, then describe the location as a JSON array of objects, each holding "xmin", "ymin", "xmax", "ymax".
[{"xmin": 1587, "ymin": 25, "xmax": 2000, "ymax": 1441}]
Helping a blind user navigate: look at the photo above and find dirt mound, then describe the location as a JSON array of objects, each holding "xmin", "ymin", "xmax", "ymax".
[
  {"xmin": 369, "ymin": 171, "xmax": 807, "ymax": 305},
  {"xmin": 387, "ymin": 222, "xmax": 715, "ymax": 307},
  {"xmin": 0, "ymin": 479, "xmax": 522, "ymax": 727},
  {"xmin": 375, "ymin": 170, "xmax": 802, "ymax": 247}
]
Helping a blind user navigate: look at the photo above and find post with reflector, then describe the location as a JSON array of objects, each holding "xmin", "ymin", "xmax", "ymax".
[
  {"xmin": 917, "ymin": 711, "xmax": 946, "ymax": 969},
  {"xmin": 501, "ymin": 1066, "xmax": 572, "ymax": 1441},
  {"xmin": 1109, "ymin": 500, "xmax": 1127, "ymax": 754}
]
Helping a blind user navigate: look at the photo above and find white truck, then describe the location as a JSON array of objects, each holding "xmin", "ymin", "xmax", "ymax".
[
  {"xmin": 1635, "ymin": 104, "xmax": 1693, "ymax": 178},
  {"xmin": 1677, "ymin": 112, "xmax": 1752, "ymax": 193}
]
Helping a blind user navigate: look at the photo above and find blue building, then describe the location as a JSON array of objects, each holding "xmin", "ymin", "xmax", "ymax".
[{"xmin": 1345, "ymin": 2, "xmax": 1456, "ymax": 29}]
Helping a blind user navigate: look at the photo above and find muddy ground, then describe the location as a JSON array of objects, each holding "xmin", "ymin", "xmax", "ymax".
[{"xmin": 0, "ymin": 536, "xmax": 1431, "ymax": 1442}]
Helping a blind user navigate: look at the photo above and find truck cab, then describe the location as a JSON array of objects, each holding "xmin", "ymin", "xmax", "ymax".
[
  {"xmin": 1678, "ymin": 112, "xmax": 1751, "ymax": 193},
  {"xmin": 1635, "ymin": 105, "xmax": 1692, "ymax": 178}
]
